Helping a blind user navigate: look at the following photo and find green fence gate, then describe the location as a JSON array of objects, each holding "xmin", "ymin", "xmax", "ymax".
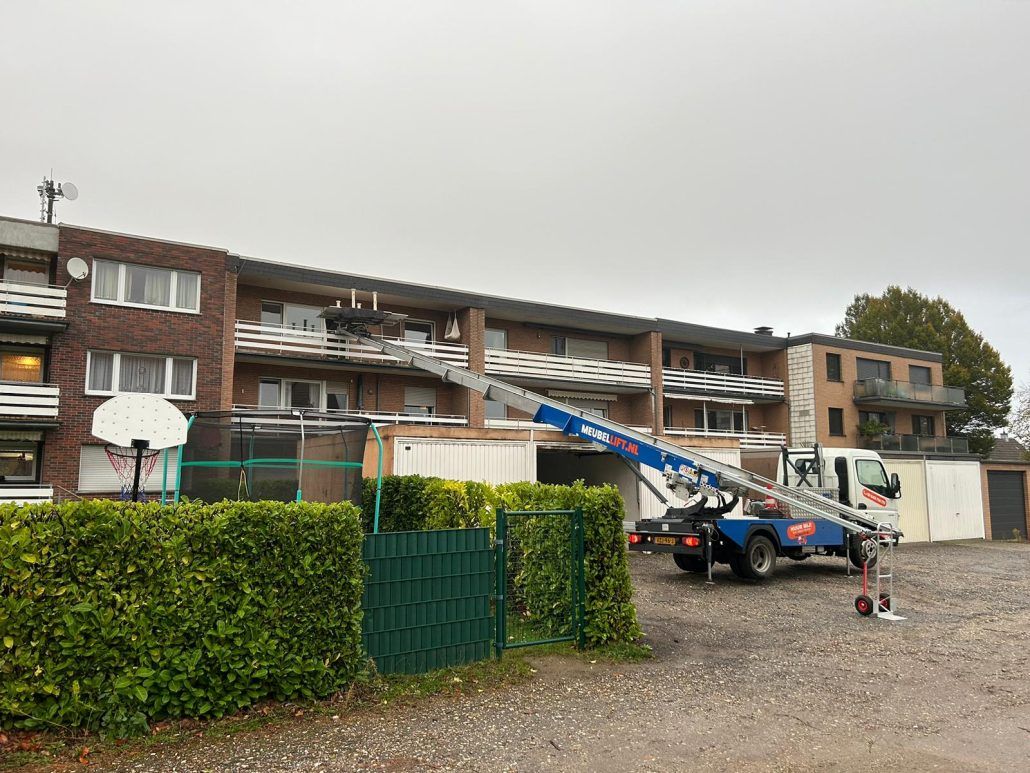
[{"xmin": 495, "ymin": 509, "xmax": 586, "ymax": 655}]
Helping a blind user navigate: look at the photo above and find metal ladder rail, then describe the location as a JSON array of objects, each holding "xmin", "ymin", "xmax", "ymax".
[{"xmin": 346, "ymin": 332, "xmax": 880, "ymax": 534}]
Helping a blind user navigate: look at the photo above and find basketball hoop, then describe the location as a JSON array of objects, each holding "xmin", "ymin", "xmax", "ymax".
[{"xmin": 106, "ymin": 443, "xmax": 160, "ymax": 501}]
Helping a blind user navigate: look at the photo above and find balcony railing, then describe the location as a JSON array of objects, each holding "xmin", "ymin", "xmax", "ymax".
[
  {"xmin": 485, "ymin": 348, "xmax": 651, "ymax": 388},
  {"xmin": 0, "ymin": 281, "xmax": 67, "ymax": 320},
  {"xmin": 858, "ymin": 433, "xmax": 970, "ymax": 455},
  {"xmin": 0, "ymin": 381, "xmax": 59, "ymax": 419},
  {"xmin": 232, "ymin": 404, "xmax": 468, "ymax": 427},
  {"xmin": 485, "ymin": 418, "xmax": 652, "ymax": 433},
  {"xmin": 0, "ymin": 486, "xmax": 54, "ymax": 504},
  {"xmin": 853, "ymin": 378, "xmax": 966, "ymax": 408},
  {"xmin": 662, "ymin": 367, "xmax": 784, "ymax": 399},
  {"xmin": 234, "ymin": 321, "xmax": 469, "ymax": 367},
  {"xmin": 664, "ymin": 426, "xmax": 787, "ymax": 449}
]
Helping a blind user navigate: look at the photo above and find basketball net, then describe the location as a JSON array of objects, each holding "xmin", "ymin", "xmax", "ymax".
[{"xmin": 105, "ymin": 444, "xmax": 160, "ymax": 501}]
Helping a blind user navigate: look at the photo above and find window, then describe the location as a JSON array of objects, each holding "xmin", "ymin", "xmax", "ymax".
[
  {"xmin": 86, "ymin": 351, "xmax": 196, "ymax": 399},
  {"xmin": 662, "ymin": 348, "xmax": 671, "ymax": 368},
  {"xmin": 856, "ymin": 459, "xmax": 892, "ymax": 497},
  {"xmin": 909, "ymin": 365, "xmax": 932, "ymax": 385},
  {"xmin": 404, "ymin": 386, "xmax": 436, "ymax": 415},
  {"xmin": 326, "ymin": 384, "xmax": 348, "ymax": 412},
  {"xmin": 663, "ymin": 404, "xmax": 673, "ymax": 428},
  {"xmin": 912, "ymin": 415, "xmax": 935, "ymax": 436},
  {"xmin": 695, "ymin": 352, "xmax": 746, "ymax": 376},
  {"xmin": 92, "ymin": 260, "xmax": 200, "ymax": 312},
  {"xmin": 828, "ymin": 408, "xmax": 845, "ymax": 436},
  {"xmin": 695, "ymin": 409, "xmax": 745, "ymax": 432},
  {"xmin": 563, "ymin": 397, "xmax": 608, "ymax": 418},
  {"xmin": 1, "ymin": 257, "xmax": 49, "ymax": 286},
  {"xmin": 553, "ymin": 336, "xmax": 609, "ymax": 360},
  {"xmin": 258, "ymin": 378, "xmax": 281, "ymax": 407},
  {"xmin": 403, "ymin": 320, "xmax": 435, "ymax": 344},
  {"xmin": 0, "ymin": 351, "xmax": 43, "ymax": 382},
  {"xmin": 258, "ymin": 378, "xmax": 323, "ymax": 409},
  {"xmin": 856, "ymin": 357, "xmax": 891, "ymax": 381},
  {"xmin": 484, "ymin": 399, "xmax": 506, "ymax": 420},
  {"xmin": 261, "ymin": 301, "xmax": 284, "ymax": 326},
  {"xmin": 826, "ymin": 353, "xmax": 842, "ymax": 382},
  {"xmin": 0, "ymin": 443, "xmax": 39, "ymax": 483},
  {"xmin": 485, "ymin": 328, "xmax": 507, "ymax": 350},
  {"xmin": 859, "ymin": 410, "xmax": 895, "ymax": 431},
  {"xmin": 78, "ymin": 444, "xmax": 178, "ymax": 493},
  {"xmin": 283, "ymin": 304, "xmax": 323, "ymax": 332}
]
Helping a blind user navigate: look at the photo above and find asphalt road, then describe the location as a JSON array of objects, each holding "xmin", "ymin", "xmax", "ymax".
[{"xmin": 89, "ymin": 540, "xmax": 1030, "ymax": 772}]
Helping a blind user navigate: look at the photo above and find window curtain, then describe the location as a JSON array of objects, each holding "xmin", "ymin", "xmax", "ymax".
[
  {"xmin": 1, "ymin": 353, "xmax": 42, "ymax": 382},
  {"xmin": 176, "ymin": 272, "xmax": 199, "ymax": 310},
  {"xmin": 126, "ymin": 266, "xmax": 171, "ymax": 306},
  {"xmin": 171, "ymin": 359, "xmax": 194, "ymax": 395},
  {"xmin": 119, "ymin": 354, "xmax": 165, "ymax": 393},
  {"xmin": 88, "ymin": 352, "xmax": 115, "ymax": 391},
  {"xmin": 93, "ymin": 261, "xmax": 119, "ymax": 300}
]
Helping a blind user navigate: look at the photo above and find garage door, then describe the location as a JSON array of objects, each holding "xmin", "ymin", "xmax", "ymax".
[
  {"xmin": 987, "ymin": 471, "xmax": 1028, "ymax": 540},
  {"xmin": 926, "ymin": 461, "xmax": 985, "ymax": 541},
  {"xmin": 393, "ymin": 438, "xmax": 533, "ymax": 483},
  {"xmin": 882, "ymin": 460, "xmax": 930, "ymax": 543}
]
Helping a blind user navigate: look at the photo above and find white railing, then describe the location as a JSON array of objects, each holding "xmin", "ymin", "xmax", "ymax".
[
  {"xmin": 0, "ymin": 382, "xmax": 59, "ymax": 418},
  {"xmin": 485, "ymin": 418, "xmax": 653, "ymax": 433},
  {"xmin": 0, "ymin": 281, "xmax": 67, "ymax": 319},
  {"xmin": 664, "ymin": 426, "xmax": 786, "ymax": 449},
  {"xmin": 0, "ymin": 486, "xmax": 54, "ymax": 504},
  {"xmin": 485, "ymin": 348, "xmax": 651, "ymax": 387},
  {"xmin": 662, "ymin": 367, "xmax": 784, "ymax": 399},
  {"xmin": 232, "ymin": 404, "xmax": 468, "ymax": 427},
  {"xmin": 234, "ymin": 321, "xmax": 469, "ymax": 367}
]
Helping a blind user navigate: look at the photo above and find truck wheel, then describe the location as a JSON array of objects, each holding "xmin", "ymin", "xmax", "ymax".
[
  {"xmin": 848, "ymin": 535, "xmax": 879, "ymax": 570},
  {"xmin": 672, "ymin": 554, "xmax": 708, "ymax": 573},
  {"xmin": 737, "ymin": 535, "xmax": 777, "ymax": 581}
]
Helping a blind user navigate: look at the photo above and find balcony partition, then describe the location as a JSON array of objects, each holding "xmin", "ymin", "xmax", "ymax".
[
  {"xmin": 485, "ymin": 348, "xmax": 651, "ymax": 388},
  {"xmin": 0, "ymin": 281, "xmax": 67, "ymax": 319},
  {"xmin": 0, "ymin": 381, "xmax": 59, "ymax": 419},
  {"xmin": 664, "ymin": 426, "xmax": 786, "ymax": 449},
  {"xmin": 662, "ymin": 367, "xmax": 784, "ymax": 400}
]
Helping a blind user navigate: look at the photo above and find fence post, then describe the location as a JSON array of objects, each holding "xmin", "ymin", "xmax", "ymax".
[
  {"xmin": 575, "ymin": 507, "xmax": 586, "ymax": 649},
  {"xmin": 494, "ymin": 508, "xmax": 506, "ymax": 657}
]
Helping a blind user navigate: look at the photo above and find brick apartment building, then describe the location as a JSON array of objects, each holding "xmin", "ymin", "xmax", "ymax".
[{"xmin": 1, "ymin": 214, "xmax": 984, "ymax": 529}]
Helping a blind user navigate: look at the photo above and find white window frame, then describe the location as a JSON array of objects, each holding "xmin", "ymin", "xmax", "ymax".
[
  {"xmin": 85, "ymin": 351, "xmax": 198, "ymax": 400},
  {"xmin": 90, "ymin": 259, "xmax": 201, "ymax": 314},
  {"xmin": 258, "ymin": 377, "xmax": 325, "ymax": 410},
  {"xmin": 485, "ymin": 328, "xmax": 508, "ymax": 351},
  {"xmin": 402, "ymin": 319, "xmax": 436, "ymax": 344}
]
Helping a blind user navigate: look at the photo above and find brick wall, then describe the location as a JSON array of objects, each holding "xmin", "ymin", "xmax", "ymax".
[
  {"xmin": 42, "ymin": 227, "xmax": 231, "ymax": 495},
  {"xmin": 787, "ymin": 344, "xmax": 816, "ymax": 444}
]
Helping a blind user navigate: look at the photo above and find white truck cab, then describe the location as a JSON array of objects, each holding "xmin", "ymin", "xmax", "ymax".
[{"xmin": 740, "ymin": 445, "xmax": 902, "ymax": 527}]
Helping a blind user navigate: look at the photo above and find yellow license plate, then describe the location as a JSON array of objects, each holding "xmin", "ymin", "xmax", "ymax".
[{"xmin": 654, "ymin": 536, "xmax": 677, "ymax": 546}]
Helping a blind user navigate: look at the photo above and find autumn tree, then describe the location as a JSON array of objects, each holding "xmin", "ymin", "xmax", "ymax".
[
  {"xmin": 836, "ymin": 286, "xmax": 1012, "ymax": 456},
  {"xmin": 1010, "ymin": 380, "xmax": 1030, "ymax": 454}
]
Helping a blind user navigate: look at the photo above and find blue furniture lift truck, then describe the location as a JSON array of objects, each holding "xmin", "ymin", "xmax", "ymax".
[{"xmin": 322, "ymin": 303, "xmax": 902, "ymax": 585}]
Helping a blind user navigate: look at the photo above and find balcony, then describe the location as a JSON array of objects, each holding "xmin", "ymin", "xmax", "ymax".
[
  {"xmin": 0, "ymin": 486, "xmax": 54, "ymax": 504},
  {"xmin": 853, "ymin": 378, "xmax": 966, "ymax": 410},
  {"xmin": 485, "ymin": 348, "xmax": 651, "ymax": 388},
  {"xmin": 858, "ymin": 433, "xmax": 970, "ymax": 455},
  {"xmin": 0, "ymin": 381, "xmax": 60, "ymax": 420},
  {"xmin": 664, "ymin": 426, "xmax": 787, "ymax": 449},
  {"xmin": 485, "ymin": 417, "xmax": 653, "ymax": 433},
  {"xmin": 662, "ymin": 367, "xmax": 784, "ymax": 401},
  {"xmin": 234, "ymin": 321, "xmax": 469, "ymax": 368},
  {"xmin": 0, "ymin": 281, "xmax": 67, "ymax": 321},
  {"xmin": 232, "ymin": 404, "xmax": 468, "ymax": 427}
]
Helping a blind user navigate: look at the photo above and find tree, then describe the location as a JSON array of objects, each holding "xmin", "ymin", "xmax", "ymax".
[
  {"xmin": 1010, "ymin": 381, "xmax": 1030, "ymax": 453},
  {"xmin": 836, "ymin": 286, "xmax": 1013, "ymax": 456}
]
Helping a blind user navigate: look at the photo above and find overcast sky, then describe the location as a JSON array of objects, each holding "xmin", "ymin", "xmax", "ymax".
[{"xmin": 3, "ymin": 1, "xmax": 1027, "ymax": 397}]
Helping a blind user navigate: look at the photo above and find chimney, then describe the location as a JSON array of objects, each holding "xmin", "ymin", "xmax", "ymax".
[{"xmin": 754, "ymin": 326, "xmax": 774, "ymax": 336}]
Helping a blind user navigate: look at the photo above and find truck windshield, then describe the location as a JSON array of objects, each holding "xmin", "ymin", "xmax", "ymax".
[{"xmin": 856, "ymin": 459, "xmax": 891, "ymax": 497}]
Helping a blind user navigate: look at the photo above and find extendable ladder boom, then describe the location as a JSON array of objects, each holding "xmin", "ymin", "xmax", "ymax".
[{"xmin": 343, "ymin": 330, "xmax": 882, "ymax": 535}]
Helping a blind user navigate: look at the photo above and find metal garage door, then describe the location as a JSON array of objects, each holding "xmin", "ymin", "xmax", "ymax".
[
  {"xmin": 987, "ymin": 471, "xmax": 1027, "ymax": 540},
  {"xmin": 926, "ymin": 461, "xmax": 985, "ymax": 541},
  {"xmin": 882, "ymin": 460, "xmax": 931, "ymax": 543},
  {"xmin": 393, "ymin": 438, "xmax": 533, "ymax": 483}
]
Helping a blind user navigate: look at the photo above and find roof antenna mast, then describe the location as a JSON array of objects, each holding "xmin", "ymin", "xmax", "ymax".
[{"xmin": 37, "ymin": 171, "xmax": 78, "ymax": 223}]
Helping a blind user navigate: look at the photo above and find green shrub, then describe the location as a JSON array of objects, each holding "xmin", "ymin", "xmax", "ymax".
[
  {"xmin": 360, "ymin": 475, "xmax": 438, "ymax": 532},
  {"xmin": 0, "ymin": 499, "xmax": 365, "ymax": 735}
]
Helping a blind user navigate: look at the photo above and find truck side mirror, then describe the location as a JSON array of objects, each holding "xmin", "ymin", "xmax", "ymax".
[{"xmin": 890, "ymin": 472, "xmax": 902, "ymax": 498}]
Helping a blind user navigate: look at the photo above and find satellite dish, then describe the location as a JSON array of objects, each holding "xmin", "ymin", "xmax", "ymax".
[
  {"xmin": 66, "ymin": 257, "xmax": 89, "ymax": 281},
  {"xmin": 61, "ymin": 182, "xmax": 78, "ymax": 201},
  {"xmin": 92, "ymin": 393, "xmax": 189, "ymax": 450}
]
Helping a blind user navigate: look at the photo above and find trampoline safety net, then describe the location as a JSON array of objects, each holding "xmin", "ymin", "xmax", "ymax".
[{"xmin": 176, "ymin": 410, "xmax": 370, "ymax": 505}]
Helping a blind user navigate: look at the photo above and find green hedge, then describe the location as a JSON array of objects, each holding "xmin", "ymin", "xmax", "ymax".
[
  {"xmin": 0, "ymin": 500, "xmax": 365, "ymax": 735},
  {"xmin": 362, "ymin": 476, "xmax": 640, "ymax": 647}
]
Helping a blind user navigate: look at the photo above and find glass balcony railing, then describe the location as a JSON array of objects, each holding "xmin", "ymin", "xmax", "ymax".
[
  {"xmin": 857, "ymin": 434, "xmax": 970, "ymax": 454},
  {"xmin": 853, "ymin": 378, "xmax": 966, "ymax": 408}
]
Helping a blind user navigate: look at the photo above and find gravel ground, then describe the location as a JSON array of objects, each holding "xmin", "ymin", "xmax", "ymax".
[{"xmin": 88, "ymin": 541, "xmax": 1030, "ymax": 771}]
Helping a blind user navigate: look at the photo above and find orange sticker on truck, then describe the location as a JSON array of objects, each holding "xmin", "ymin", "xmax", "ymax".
[
  {"xmin": 786, "ymin": 521, "xmax": 817, "ymax": 540},
  {"xmin": 862, "ymin": 489, "xmax": 888, "ymax": 508}
]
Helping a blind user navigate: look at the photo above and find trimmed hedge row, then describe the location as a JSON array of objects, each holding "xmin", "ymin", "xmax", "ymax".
[
  {"xmin": 362, "ymin": 476, "xmax": 640, "ymax": 646},
  {"xmin": 0, "ymin": 500, "xmax": 365, "ymax": 735}
]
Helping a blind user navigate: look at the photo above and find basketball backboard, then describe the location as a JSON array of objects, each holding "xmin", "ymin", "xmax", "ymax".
[{"xmin": 92, "ymin": 393, "xmax": 189, "ymax": 449}]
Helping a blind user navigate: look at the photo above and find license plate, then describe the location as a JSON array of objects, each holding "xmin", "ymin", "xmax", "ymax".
[{"xmin": 654, "ymin": 536, "xmax": 677, "ymax": 546}]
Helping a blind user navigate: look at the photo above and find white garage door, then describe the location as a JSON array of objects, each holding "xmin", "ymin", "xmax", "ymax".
[
  {"xmin": 926, "ymin": 460, "xmax": 985, "ymax": 541},
  {"xmin": 882, "ymin": 459, "xmax": 931, "ymax": 543},
  {"xmin": 392, "ymin": 438, "xmax": 533, "ymax": 483},
  {"xmin": 638, "ymin": 447, "xmax": 742, "ymax": 520}
]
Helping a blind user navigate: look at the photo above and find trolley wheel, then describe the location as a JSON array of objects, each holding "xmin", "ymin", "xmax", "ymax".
[
  {"xmin": 848, "ymin": 534, "xmax": 879, "ymax": 570},
  {"xmin": 878, "ymin": 593, "xmax": 892, "ymax": 612},
  {"xmin": 672, "ymin": 553, "xmax": 708, "ymax": 573},
  {"xmin": 854, "ymin": 594, "xmax": 874, "ymax": 616}
]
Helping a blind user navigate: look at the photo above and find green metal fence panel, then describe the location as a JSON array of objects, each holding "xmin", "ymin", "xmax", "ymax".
[{"xmin": 362, "ymin": 528, "xmax": 494, "ymax": 675}]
